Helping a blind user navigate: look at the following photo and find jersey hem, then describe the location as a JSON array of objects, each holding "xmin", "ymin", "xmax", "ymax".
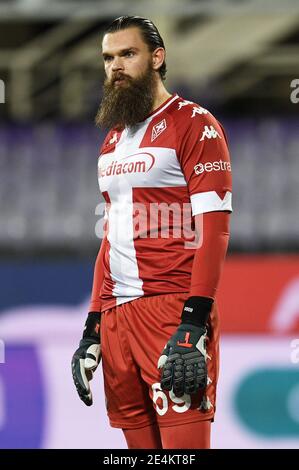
[{"xmin": 100, "ymin": 290, "xmax": 190, "ymax": 313}]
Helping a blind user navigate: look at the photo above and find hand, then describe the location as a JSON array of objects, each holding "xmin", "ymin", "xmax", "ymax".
[
  {"xmin": 71, "ymin": 312, "xmax": 101, "ymax": 406},
  {"xmin": 158, "ymin": 323, "xmax": 208, "ymax": 397},
  {"xmin": 157, "ymin": 296, "xmax": 213, "ymax": 398}
]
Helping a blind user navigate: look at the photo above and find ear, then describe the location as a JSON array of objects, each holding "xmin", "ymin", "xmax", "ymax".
[{"xmin": 152, "ymin": 47, "xmax": 165, "ymax": 72}]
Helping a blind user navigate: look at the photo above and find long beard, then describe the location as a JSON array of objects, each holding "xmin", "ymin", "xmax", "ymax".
[{"xmin": 95, "ymin": 64, "xmax": 156, "ymax": 130}]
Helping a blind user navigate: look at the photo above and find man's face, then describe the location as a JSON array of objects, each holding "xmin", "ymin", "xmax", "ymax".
[
  {"xmin": 95, "ymin": 27, "xmax": 158, "ymax": 130},
  {"xmin": 102, "ymin": 27, "xmax": 153, "ymax": 86}
]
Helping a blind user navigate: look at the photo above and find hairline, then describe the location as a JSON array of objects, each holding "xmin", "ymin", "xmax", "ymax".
[{"xmin": 102, "ymin": 25, "xmax": 164, "ymax": 54}]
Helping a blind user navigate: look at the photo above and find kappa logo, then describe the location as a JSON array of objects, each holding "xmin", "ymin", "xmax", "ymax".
[
  {"xmin": 151, "ymin": 119, "xmax": 167, "ymax": 142},
  {"xmin": 198, "ymin": 395, "xmax": 213, "ymax": 411},
  {"xmin": 178, "ymin": 100, "xmax": 193, "ymax": 110},
  {"xmin": 192, "ymin": 106, "xmax": 208, "ymax": 117},
  {"xmin": 178, "ymin": 100, "xmax": 209, "ymax": 118},
  {"xmin": 200, "ymin": 125, "xmax": 221, "ymax": 141},
  {"xmin": 109, "ymin": 132, "xmax": 118, "ymax": 145}
]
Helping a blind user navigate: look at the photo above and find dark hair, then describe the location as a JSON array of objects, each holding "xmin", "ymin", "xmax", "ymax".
[{"xmin": 104, "ymin": 16, "xmax": 167, "ymax": 81}]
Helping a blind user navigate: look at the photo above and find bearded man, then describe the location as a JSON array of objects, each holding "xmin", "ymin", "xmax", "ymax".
[{"xmin": 72, "ymin": 15, "xmax": 232, "ymax": 449}]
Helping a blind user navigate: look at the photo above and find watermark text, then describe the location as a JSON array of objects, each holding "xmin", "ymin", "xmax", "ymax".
[
  {"xmin": 290, "ymin": 79, "xmax": 299, "ymax": 104},
  {"xmin": 0, "ymin": 79, "xmax": 5, "ymax": 103},
  {"xmin": 95, "ymin": 201, "xmax": 203, "ymax": 249},
  {"xmin": 290, "ymin": 339, "xmax": 299, "ymax": 364},
  {"xmin": 0, "ymin": 340, "xmax": 5, "ymax": 364}
]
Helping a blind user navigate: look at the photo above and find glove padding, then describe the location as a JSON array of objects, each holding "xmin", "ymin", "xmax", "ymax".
[
  {"xmin": 71, "ymin": 312, "xmax": 101, "ymax": 406},
  {"xmin": 158, "ymin": 323, "xmax": 208, "ymax": 397}
]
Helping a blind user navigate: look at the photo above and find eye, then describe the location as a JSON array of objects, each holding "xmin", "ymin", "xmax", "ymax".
[
  {"xmin": 124, "ymin": 50, "xmax": 135, "ymax": 58},
  {"xmin": 103, "ymin": 55, "xmax": 113, "ymax": 63}
]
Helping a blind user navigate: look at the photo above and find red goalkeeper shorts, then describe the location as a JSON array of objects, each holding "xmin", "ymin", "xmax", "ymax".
[{"xmin": 100, "ymin": 292, "xmax": 219, "ymax": 429}]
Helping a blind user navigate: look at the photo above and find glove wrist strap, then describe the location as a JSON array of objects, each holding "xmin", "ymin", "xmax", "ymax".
[
  {"xmin": 181, "ymin": 296, "xmax": 213, "ymax": 328},
  {"xmin": 82, "ymin": 312, "xmax": 101, "ymax": 340}
]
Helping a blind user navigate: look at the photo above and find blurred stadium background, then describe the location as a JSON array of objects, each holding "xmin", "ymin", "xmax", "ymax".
[{"xmin": 0, "ymin": 0, "xmax": 299, "ymax": 449}]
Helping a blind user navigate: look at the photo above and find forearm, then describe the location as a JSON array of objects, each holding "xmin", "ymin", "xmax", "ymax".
[
  {"xmin": 189, "ymin": 211, "xmax": 230, "ymax": 300},
  {"xmin": 89, "ymin": 236, "xmax": 107, "ymax": 312}
]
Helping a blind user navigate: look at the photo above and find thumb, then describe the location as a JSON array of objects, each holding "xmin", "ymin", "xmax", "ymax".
[
  {"xmin": 85, "ymin": 344, "xmax": 101, "ymax": 370},
  {"xmin": 157, "ymin": 342, "xmax": 171, "ymax": 369}
]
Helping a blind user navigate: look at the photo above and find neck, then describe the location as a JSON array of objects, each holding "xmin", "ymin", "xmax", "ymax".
[{"xmin": 152, "ymin": 80, "xmax": 172, "ymax": 112}]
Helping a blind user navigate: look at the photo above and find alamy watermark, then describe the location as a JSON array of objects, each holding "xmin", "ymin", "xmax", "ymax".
[
  {"xmin": 290, "ymin": 79, "xmax": 299, "ymax": 104},
  {"xmin": 0, "ymin": 79, "xmax": 5, "ymax": 104},
  {"xmin": 0, "ymin": 340, "xmax": 5, "ymax": 364},
  {"xmin": 95, "ymin": 201, "xmax": 203, "ymax": 249},
  {"xmin": 290, "ymin": 339, "xmax": 299, "ymax": 364}
]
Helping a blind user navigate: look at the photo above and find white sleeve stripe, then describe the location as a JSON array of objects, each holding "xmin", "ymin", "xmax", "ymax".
[{"xmin": 190, "ymin": 191, "xmax": 232, "ymax": 215}]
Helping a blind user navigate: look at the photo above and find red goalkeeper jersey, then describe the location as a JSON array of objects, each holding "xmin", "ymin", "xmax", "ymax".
[{"xmin": 91, "ymin": 94, "xmax": 232, "ymax": 312}]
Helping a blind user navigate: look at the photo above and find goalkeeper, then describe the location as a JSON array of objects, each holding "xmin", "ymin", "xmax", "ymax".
[{"xmin": 72, "ymin": 15, "xmax": 232, "ymax": 449}]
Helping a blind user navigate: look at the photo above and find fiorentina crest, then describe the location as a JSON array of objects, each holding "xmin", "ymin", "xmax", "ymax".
[{"xmin": 151, "ymin": 118, "xmax": 167, "ymax": 142}]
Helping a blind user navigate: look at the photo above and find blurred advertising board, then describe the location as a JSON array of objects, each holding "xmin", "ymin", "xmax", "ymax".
[{"xmin": 0, "ymin": 256, "xmax": 298, "ymax": 448}]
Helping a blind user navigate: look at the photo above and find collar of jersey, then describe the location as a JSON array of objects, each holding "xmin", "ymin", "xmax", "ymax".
[{"xmin": 144, "ymin": 93, "xmax": 179, "ymax": 122}]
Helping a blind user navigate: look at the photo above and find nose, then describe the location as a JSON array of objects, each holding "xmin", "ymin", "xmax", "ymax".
[{"xmin": 111, "ymin": 56, "xmax": 124, "ymax": 72}]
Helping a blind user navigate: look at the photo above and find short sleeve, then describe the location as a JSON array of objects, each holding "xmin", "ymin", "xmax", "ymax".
[{"xmin": 177, "ymin": 107, "xmax": 232, "ymax": 216}]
